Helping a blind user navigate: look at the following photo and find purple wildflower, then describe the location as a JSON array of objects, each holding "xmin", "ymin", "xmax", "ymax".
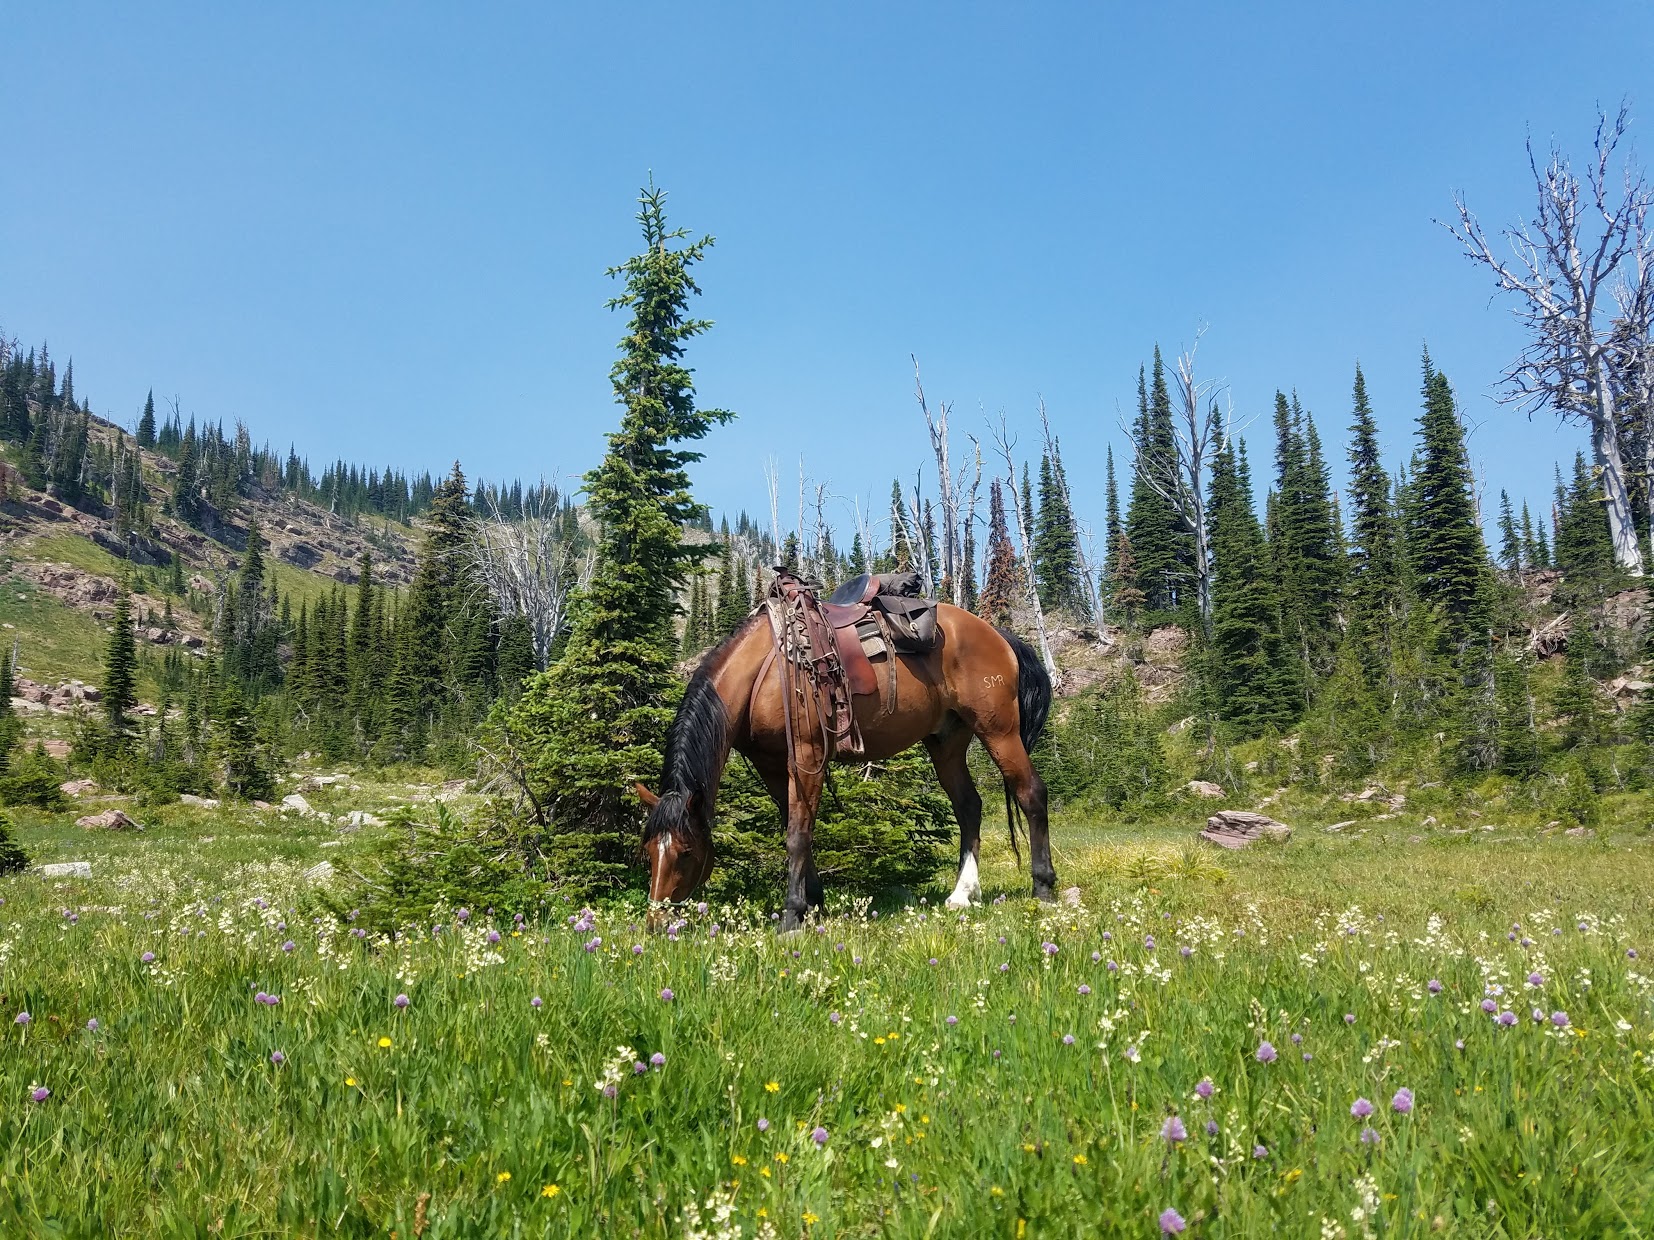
[
  {"xmin": 1481, "ymin": 998, "xmax": 1498, "ymax": 1013},
  {"xmin": 1179, "ymin": 945, "xmax": 1192, "ymax": 959},
  {"xmin": 487, "ymin": 930, "xmax": 502, "ymax": 944},
  {"xmin": 650, "ymin": 1052, "xmax": 665, "ymax": 1067},
  {"xmin": 1159, "ymin": 1207, "xmax": 1186, "ymax": 1234},
  {"xmin": 829, "ymin": 1011, "xmax": 841, "ymax": 1024},
  {"xmin": 1144, "ymin": 935, "xmax": 1155, "ymax": 951},
  {"xmin": 1062, "ymin": 1034, "xmax": 1076, "ymax": 1045},
  {"xmin": 1497, "ymin": 1010, "xmax": 1518, "ymax": 1026},
  {"xmin": 394, "ymin": 994, "xmax": 409, "ymax": 1009},
  {"xmin": 1205, "ymin": 1120, "xmax": 1219, "ymax": 1136},
  {"xmin": 530, "ymin": 996, "xmax": 543, "ymax": 1009},
  {"xmin": 1392, "ymin": 1087, "xmax": 1414, "ymax": 1113},
  {"xmin": 1077, "ymin": 984, "xmax": 1091, "ymax": 996},
  {"xmin": 601, "ymin": 1084, "xmax": 617, "ymax": 1099},
  {"xmin": 812, "ymin": 1126, "xmax": 829, "ymax": 1146},
  {"xmin": 1551, "ymin": 1010, "xmax": 1570, "ymax": 1028},
  {"xmin": 1344, "ymin": 1013, "xmax": 1356, "ymax": 1025},
  {"xmin": 757, "ymin": 1118, "xmax": 770, "ymax": 1132},
  {"xmin": 1532, "ymin": 1008, "xmax": 1545, "ymax": 1023},
  {"xmin": 1528, "ymin": 972, "xmax": 1544, "ymax": 987},
  {"xmin": 1195, "ymin": 1078, "xmax": 1214, "ymax": 1099},
  {"xmin": 1256, "ymin": 1041, "xmax": 1277, "ymax": 1063},
  {"xmin": 31, "ymin": 1086, "xmax": 49, "ymax": 1103},
  {"xmin": 13, "ymin": 1011, "xmax": 29, "ymax": 1026},
  {"xmin": 1091, "ymin": 951, "xmax": 1102, "ymax": 963},
  {"xmin": 1351, "ymin": 1097, "xmax": 1374, "ymax": 1119},
  {"xmin": 1290, "ymin": 1033, "xmax": 1303, "ymax": 1044},
  {"xmin": 632, "ymin": 944, "xmax": 644, "ymax": 956},
  {"xmin": 1160, "ymin": 1115, "xmax": 1187, "ymax": 1143},
  {"xmin": 270, "ymin": 1051, "xmax": 285, "ymax": 1066},
  {"xmin": 660, "ymin": 988, "xmax": 674, "ymax": 1002},
  {"xmin": 1428, "ymin": 979, "xmax": 1443, "ymax": 994},
  {"xmin": 999, "ymin": 963, "xmax": 1009, "ymax": 973},
  {"xmin": 456, "ymin": 908, "xmax": 470, "ymax": 923},
  {"xmin": 1252, "ymin": 1144, "xmax": 1268, "ymax": 1159},
  {"xmin": 1303, "ymin": 1052, "xmax": 1313, "ymax": 1062},
  {"xmin": 1102, "ymin": 931, "xmax": 1113, "ymax": 942},
  {"xmin": 1043, "ymin": 942, "xmax": 1058, "ymax": 956},
  {"xmin": 696, "ymin": 902, "xmax": 708, "ymax": 915},
  {"xmin": 583, "ymin": 937, "xmax": 601, "ymax": 953},
  {"xmin": 633, "ymin": 1062, "xmax": 647, "ymax": 1075},
  {"xmin": 1629, "ymin": 948, "xmax": 1639, "ymax": 959},
  {"xmin": 141, "ymin": 952, "xmax": 155, "ymax": 964},
  {"xmin": 1359, "ymin": 1126, "xmax": 1380, "ymax": 1145},
  {"xmin": 281, "ymin": 941, "xmax": 295, "ymax": 953},
  {"xmin": 86, "ymin": 1019, "xmax": 98, "ymax": 1032},
  {"xmin": 1106, "ymin": 960, "xmax": 1118, "ymax": 972},
  {"xmin": 946, "ymin": 1015, "xmax": 958, "ymax": 1026}
]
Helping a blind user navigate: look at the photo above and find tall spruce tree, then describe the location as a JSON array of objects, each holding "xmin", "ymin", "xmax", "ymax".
[
  {"xmin": 502, "ymin": 185, "xmax": 733, "ymax": 894},
  {"xmin": 1343, "ymin": 365, "xmax": 1401, "ymax": 689},
  {"xmin": 103, "ymin": 584, "xmax": 139, "ymax": 736},
  {"xmin": 136, "ymin": 390, "xmax": 156, "ymax": 449},
  {"xmin": 979, "ymin": 478, "xmax": 1020, "ymax": 627},
  {"xmin": 1124, "ymin": 353, "xmax": 1191, "ymax": 615},
  {"xmin": 1269, "ymin": 392, "xmax": 1344, "ymax": 682},
  {"xmin": 1207, "ymin": 438, "xmax": 1299, "ymax": 734},
  {"xmin": 1406, "ymin": 353, "xmax": 1491, "ymax": 647},
  {"xmin": 1033, "ymin": 450, "xmax": 1084, "ymax": 615}
]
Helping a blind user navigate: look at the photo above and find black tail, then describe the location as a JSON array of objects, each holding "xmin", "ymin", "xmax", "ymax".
[{"xmin": 995, "ymin": 627, "xmax": 1053, "ymax": 867}]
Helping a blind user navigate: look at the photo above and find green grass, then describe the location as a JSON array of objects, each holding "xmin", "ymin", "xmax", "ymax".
[{"xmin": 3, "ymin": 787, "xmax": 1653, "ymax": 1237}]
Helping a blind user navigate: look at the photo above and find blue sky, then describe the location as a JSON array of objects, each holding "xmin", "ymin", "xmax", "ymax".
[{"xmin": 3, "ymin": 3, "xmax": 1651, "ymax": 547}]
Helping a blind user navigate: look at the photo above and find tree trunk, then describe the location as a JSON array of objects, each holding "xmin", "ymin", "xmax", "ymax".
[{"xmin": 1593, "ymin": 363, "xmax": 1645, "ymax": 575}]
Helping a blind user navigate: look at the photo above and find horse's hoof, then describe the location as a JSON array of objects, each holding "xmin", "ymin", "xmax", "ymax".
[
  {"xmin": 1034, "ymin": 886, "xmax": 1057, "ymax": 903},
  {"xmin": 944, "ymin": 894, "xmax": 977, "ymax": 910}
]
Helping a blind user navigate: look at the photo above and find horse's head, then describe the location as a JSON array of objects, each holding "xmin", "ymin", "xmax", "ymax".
[{"xmin": 635, "ymin": 782, "xmax": 714, "ymax": 928}]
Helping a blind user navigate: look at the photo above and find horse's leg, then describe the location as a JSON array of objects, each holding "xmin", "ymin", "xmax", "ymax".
[
  {"xmin": 780, "ymin": 762, "xmax": 826, "ymax": 933},
  {"xmin": 926, "ymin": 725, "xmax": 983, "ymax": 909},
  {"xmin": 977, "ymin": 724, "xmax": 1057, "ymax": 902},
  {"xmin": 760, "ymin": 760, "xmax": 825, "ymax": 914}
]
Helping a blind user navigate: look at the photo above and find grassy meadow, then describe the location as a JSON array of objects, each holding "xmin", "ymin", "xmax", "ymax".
[{"xmin": 3, "ymin": 781, "xmax": 1654, "ymax": 1239}]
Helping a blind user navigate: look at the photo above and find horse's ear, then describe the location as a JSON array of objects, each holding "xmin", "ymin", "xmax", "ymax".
[{"xmin": 634, "ymin": 783, "xmax": 660, "ymax": 809}]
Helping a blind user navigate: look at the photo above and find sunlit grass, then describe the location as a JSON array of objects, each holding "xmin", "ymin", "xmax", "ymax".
[{"xmin": 3, "ymin": 793, "xmax": 1652, "ymax": 1237}]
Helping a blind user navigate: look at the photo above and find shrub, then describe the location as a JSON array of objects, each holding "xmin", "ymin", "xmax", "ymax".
[
  {"xmin": 707, "ymin": 750, "xmax": 953, "ymax": 903},
  {"xmin": 0, "ymin": 810, "xmax": 27, "ymax": 875},
  {"xmin": 318, "ymin": 803, "xmax": 552, "ymax": 935},
  {"xmin": 0, "ymin": 744, "xmax": 69, "ymax": 811}
]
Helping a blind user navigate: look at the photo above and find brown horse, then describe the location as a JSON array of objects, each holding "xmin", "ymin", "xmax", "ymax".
[{"xmin": 635, "ymin": 602, "xmax": 1055, "ymax": 930}]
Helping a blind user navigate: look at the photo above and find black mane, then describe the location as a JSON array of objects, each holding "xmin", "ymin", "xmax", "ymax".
[{"xmin": 642, "ymin": 617, "xmax": 753, "ymax": 841}]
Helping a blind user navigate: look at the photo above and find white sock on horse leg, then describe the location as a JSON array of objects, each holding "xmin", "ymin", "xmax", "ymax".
[{"xmin": 945, "ymin": 851, "xmax": 980, "ymax": 908}]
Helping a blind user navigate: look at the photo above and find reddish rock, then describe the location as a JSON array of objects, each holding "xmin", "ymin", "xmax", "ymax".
[
  {"xmin": 1201, "ymin": 809, "xmax": 1292, "ymax": 850},
  {"xmin": 76, "ymin": 809, "xmax": 139, "ymax": 830}
]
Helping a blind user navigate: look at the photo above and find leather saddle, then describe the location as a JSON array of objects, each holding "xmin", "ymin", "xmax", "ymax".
[{"xmin": 762, "ymin": 568, "xmax": 940, "ymax": 759}]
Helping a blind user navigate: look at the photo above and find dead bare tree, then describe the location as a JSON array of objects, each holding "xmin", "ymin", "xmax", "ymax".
[
  {"xmin": 1122, "ymin": 337, "xmax": 1222, "ymax": 639},
  {"xmin": 465, "ymin": 492, "xmax": 590, "ymax": 670},
  {"xmin": 990, "ymin": 412, "xmax": 1058, "ymax": 683},
  {"xmin": 914, "ymin": 359, "xmax": 965, "ymax": 604},
  {"xmin": 1442, "ymin": 104, "xmax": 1654, "ymax": 575}
]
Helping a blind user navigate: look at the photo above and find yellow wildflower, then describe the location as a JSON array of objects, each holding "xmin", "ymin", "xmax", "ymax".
[
  {"xmin": 1021, "ymin": 1143, "xmax": 1036, "ymax": 1153},
  {"xmin": 378, "ymin": 1037, "xmax": 392, "ymax": 1049},
  {"xmin": 760, "ymin": 1167, "xmax": 771, "ymax": 1179},
  {"xmin": 561, "ymin": 1079, "xmax": 572, "ymax": 1087},
  {"xmin": 894, "ymin": 1103, "xmax": 906, "ymax": 1114},
  {"xmin": 765, "ymin": 1081, "xmax": 780, "ymax": 1093},
  {"xmin": 874, "ymin": 1037, "xmax": 886, "ymax": 1045},
  {"xmin": 758, "ymin": 1207, "xmax": 769, "ymax": 1217},
  {"xmin": 496, "ymin": 1171, "xmax": 511, "ymax": 1184},
  {"xmin": 1073, "ymin": 1154, "xmax": 1087, "ymax": 1165},
  {"xmin": 732, "ymin": 1154, "xmax": 748, "ymax": 1166},
  {"xmin": 803, "ymin": 1212, "xmax": 819, "ymax": 1225},
  {"xmin": 990, "ymin": 1186, "xmax": 1004, "ymax": 1197},
  {"xmin": 541, "ymin": 1184, "xmax": 560, "ymax": 1198},
  {"xmin": 774, "ymin": 1152, "xmax": 790, "ymax": 1163},
  {"xmin": 345, "ymin": 1077, "xmax": 357, "ymax": 1087}
]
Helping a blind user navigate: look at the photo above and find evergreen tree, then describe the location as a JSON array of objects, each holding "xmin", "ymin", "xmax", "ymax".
[
  {"xmin": 1269, "ymin": 392, "xmax": 1343, "ymax": 680},
  {"xmin": 1033, "ymin": 449, "xmax": 1084, "ymax": 615},
  {"xmin": 1497, "ymin": 489, "xmax": 1522, "ymax": 574},
  {"xmin": 1124, "ymin": 353, "xmax": 1191, "ymax": 614},
  {"xmin": 1207, "ymin": 438, "xmax": 1299, "ymax": 734},
  {"xmin": 136, "ymin": 390, "xmax": 156, "ymax": 449},
  {"xmin": 1554, "ymin": 450, "xmax": 1616, "ymax": 596},
  {"xmin": 173, "ymin": 421, "xmax": 201, "ymax": 526},
  {"xmin": 1495, "ymin": 652, "xmax": 1541, "ymax": 777},
  {"xmin": 502, "ymin": 184, "xmax": 734, "ymax": 894},
  {"xmin": 103, "ymin": 584, "xmax": 139, "ymax": 736},
  {"xmin": 1406, "ymin": 354, "xmax": 1491, "ymax": 648},
  {"xmin": 1343, "ymin": 364, "xmax": 1401, "ymax": 689},
  {"xmin": 713, "ymin": 538, "xmax": 748, "ymax": 636},
  {"xmin": 979, "ymin": 478, "xmax": 1020, "ymax": 627},
  {"xmin": 1520, "ymin": 501, "xmax": 1543, "ymax": 571}
]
